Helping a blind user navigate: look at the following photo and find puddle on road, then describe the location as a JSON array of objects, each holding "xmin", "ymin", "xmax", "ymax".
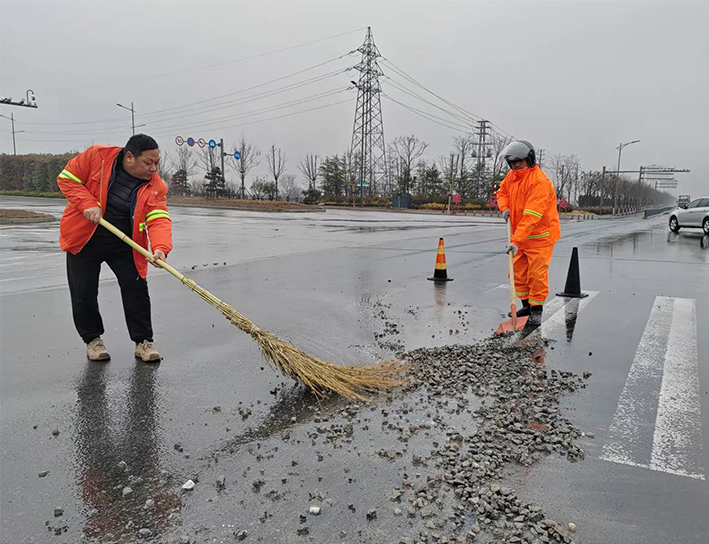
[{"xmin": 585, "ymin": 224, "xmax": 708, "ymax": 262}]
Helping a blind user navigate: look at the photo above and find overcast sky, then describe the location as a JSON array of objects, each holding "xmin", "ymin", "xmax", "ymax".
[{"xmin": 1, "ymin": 0, "xmax": 707, "ymax": 196}]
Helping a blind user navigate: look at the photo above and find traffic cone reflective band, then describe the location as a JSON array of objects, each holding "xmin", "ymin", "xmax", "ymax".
[
  {"xmin": 428, "ymin": 237, "xmax": 453, "ymax": 282},
  {"xmin": 557, "ymin": 247, "xmax": 588, "ymax": 298}
]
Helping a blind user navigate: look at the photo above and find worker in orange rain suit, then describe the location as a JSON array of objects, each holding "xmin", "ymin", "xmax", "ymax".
[
  {"xmin": 57, "ymin": 134, "xmax": 172, "ymax": 362},
  {"xmin": 496, "ymin": 140, "xmax": 560, "ymax": 327}
]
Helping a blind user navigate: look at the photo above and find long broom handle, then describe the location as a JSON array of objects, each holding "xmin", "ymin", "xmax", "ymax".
[
  {"xmin": 98, "ymin": 218, "xmax": 186, "ymax": 282},
  {"xmin": 506, "ymin": 219, "xmax": 518, "ymax": 327}
]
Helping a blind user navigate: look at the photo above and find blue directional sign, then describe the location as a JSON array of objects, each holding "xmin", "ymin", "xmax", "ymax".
[
  {"xmin": 208, "ymin": 139, "xmax": 217, "ymax": 149},
  {"xmin": 233, "ymin": 150, "xmax": 241, "ymax": 160},
  {"xmin": 187, "ymin": 137, "xmax": 195, "ymax": 147}
]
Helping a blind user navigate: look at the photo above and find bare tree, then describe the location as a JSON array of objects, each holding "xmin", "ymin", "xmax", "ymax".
[
  {"xmin": 452, "ymin": 134, "xmax": 473, "ymax": 196},
  {"xmin": 175, "ymin": 145, "xmax": 197, "ymax": 176},
  {"xmin": 547, "ymin": 153, "xmax": 581, "ymax": 201},
  {"xmin": 250, "ymin": 176, "xmax": 268, "ymax": 200},
  {"xmin": 158, "ymin": 149, "xmax": 175, "ymax": 181},
  {"xmin": 298, "ymin": 154, "xmax": 320, "ymax": 190},
  {"xmin": 489, "ymin": 133, "xmax": 512, "ymax": 190},
  {"xmin": 279, "ymin": 173, "xmax": 302, "ymax": 202},
  {"xmin": 229, "ymin": 133, "xmax": 261, "ymax": 199},
  {"xmin": 197, "ymin": 148, "xmax": 216, "ymax": 173},
  {"xmin": 266, "ymin": 144, "xmax": 287, "ymax": 200},
  {"xmin": 341, "ymin": 149, "xmax": 359, "ymax": 197},
  {"xmin": 392, "ymin": 135, "xmax": 428, "ymax": 193},
  {"xmin": 438, "ymin": 153, "xmax": 460, "ymax": 193}
]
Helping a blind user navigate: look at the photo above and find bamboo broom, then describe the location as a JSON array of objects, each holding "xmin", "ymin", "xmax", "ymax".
[{"xmin": 99, "ymin": 218, "xmax": 405, "ymax": 401}]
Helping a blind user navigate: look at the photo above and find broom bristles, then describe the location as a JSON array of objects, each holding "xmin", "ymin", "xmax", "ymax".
[{"xmin": 180, "ymin": 278, "xmax": 407, "ymax": 401}]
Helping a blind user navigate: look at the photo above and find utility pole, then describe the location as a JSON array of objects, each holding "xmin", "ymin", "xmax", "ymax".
[
  {"xmin": 612, "ymin": 139, "xmax": 640, "ymax": 215},
  {"xmin": 0, "ymin": 113, "xmax": 25, "ymax": 155},
  {"xmin": 116, "ymin": 102, "xmax": 136, "ymax": 135},
  {"xmin": 599, "ymin": 166, "xmax": 606, "ymax": 215},
  {"xmin": 218, "ymin": 138, "xmax": 226, "ymax": 189},
  {"xmin": 475, "ymin": 120, "xmax": 490, "ymax": 199},
  {"xmin": 351, "ymin": 27, "xmax": 387, "ymax": 206}
]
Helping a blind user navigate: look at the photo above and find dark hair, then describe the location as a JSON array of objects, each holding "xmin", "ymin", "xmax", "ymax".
[{"xmin": 124, "ymin": 134, "xmax": 159, "ymax": 158}]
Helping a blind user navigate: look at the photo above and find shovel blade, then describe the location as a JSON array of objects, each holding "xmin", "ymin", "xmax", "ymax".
[{"xmin": 495, "ymin": 311, "xmax": 529, "ymax": 334}]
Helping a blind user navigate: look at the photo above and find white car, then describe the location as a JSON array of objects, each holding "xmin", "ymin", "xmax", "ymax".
[{"xmin": 669, "ymin": 197, "xmax": 709, "ymax": 234}]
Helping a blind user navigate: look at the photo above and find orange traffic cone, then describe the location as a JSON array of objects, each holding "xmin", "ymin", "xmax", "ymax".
[{"xmin": 427, "ymin": 238, "xmax": 453, "ymax": 282}]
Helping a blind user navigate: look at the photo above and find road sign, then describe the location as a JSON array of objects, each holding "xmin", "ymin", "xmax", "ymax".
[
  {"xmin": 187, "ymin": 137, "xmax": 195, "ymax": 147},
  {"xmin": 356, "ymin": 182, "xmax": 369, "ymax": 187},
  {"xmin": 233, "ymin": 150, "xmax": 241, "ymax": 160},
  {"xmin": 175, "ymin": 136, "xmax": 184, "ymax": 146},
  {"xmin": 197, "ymin": 138, "xmax": 206, "ymax": 148},
  {"xmin": 208, "ymin": 139, "xmax": 217, "ymax": 149}
]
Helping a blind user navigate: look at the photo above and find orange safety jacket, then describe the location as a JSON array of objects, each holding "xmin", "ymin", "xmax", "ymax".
[
  {"xmin": 57, "ymin": 145, "xmax": 172, "ymax": 278},
  {"xmin": 496, "ymin": 164, "xmax": 560, "ymax": 248}
]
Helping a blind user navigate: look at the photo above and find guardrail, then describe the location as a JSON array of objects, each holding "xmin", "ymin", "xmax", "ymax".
[{"xmin": 644, "ymin": 205, "xmax": 675, "ymax": 219}]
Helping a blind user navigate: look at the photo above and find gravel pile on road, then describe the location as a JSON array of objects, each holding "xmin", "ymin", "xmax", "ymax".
[{"xmin": 395, "ymin": 336, "xmax": 587, "ymax": 543}]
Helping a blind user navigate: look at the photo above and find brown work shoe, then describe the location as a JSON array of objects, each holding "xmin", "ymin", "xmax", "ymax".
[
  {"xmin": 87, "ymin": 337, "xmax": 110, "ymax": 361},
  {"xmin": 134, "ymin": 340, "xmax": 161, "ymax": 362}
]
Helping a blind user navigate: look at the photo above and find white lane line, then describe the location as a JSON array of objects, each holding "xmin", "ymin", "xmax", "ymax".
[
  {"xmin": 650, "ymin": 298, "xmax": 704, "ymax": 480},
  {"xmin": 484, "ymin": 283, "xmax": 508, "ymax": 294},
  {"xmin": 601, "ymin": 297, "xmax": 673, "ymax": 469},
  {"xmin": 601, "ymin": 296, "xmax": 705, "ymax": 480}
]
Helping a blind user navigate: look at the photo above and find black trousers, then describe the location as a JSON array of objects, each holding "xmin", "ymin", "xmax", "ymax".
[{"xmin": 66, "ymin": 232, "xmax": 153, "ymax": 344}]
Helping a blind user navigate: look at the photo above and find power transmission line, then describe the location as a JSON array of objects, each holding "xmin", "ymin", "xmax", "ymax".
[
  {"xmin": 24, "ymin": 72, "xmax": 349, "ymax": 134},
  {"xmin": 380, "ymin": 57, "xmax": 516, "ymax": 140},
  {"xmin": 25, "ymin": 97, "xmax": 353, "ymax": 144},
  {"xmin": 24, "ymin": 88, "xmax": 351, "ymax": 140},
  {"xmin": 22, "ymin": 55, "xmax": 355, "ymax": 126},
  {"xmin": 54, "ymin": 28, "xmax": 367, "ymax": 91},
  {"xmin": 382, "ymin": 77, "xmax": 473, "ymax": 126},
  {"xmin": 381, "ymin": 93, "xmax": 469, "ymax": 132}
]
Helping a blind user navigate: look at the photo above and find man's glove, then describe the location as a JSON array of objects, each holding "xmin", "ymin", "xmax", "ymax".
[
  {"xmin": 502, "ymin": 209, "xmax": 510, "ymax": 221},
  {"xmin": 505, "ymin": 243, "xmax": 518, "ymax": 256}
]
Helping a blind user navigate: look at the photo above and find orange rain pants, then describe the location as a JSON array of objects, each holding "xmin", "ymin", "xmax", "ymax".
[{"xmin": 512, "ymin": 243, "xmax": 554, "ymax": 306}]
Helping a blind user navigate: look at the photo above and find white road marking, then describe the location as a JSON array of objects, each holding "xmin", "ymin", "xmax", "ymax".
[
  {"xmin": 539, "ymin": 291, "xmax": 598, "ymax": 338},
  {"xmin": 601, "ymin": 296, "xmax": 705, "ymax": 480},
  {"xmin": 484, "ymin": 283, "xmax": 508, "ymax": 294},
  {"xmin": 650, "ymin": 298, "xmax": 704, "ymax": 479}
]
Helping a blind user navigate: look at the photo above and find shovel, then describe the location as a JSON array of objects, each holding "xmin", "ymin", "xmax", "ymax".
[{"xmin": 495, "ymin": 219, "xmax": 529, "ymax": 334}]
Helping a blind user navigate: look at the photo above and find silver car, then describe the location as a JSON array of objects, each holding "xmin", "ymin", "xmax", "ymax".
[{"xmin": 669, "ymin": 197, "xmax": 709, "ymax": 234}]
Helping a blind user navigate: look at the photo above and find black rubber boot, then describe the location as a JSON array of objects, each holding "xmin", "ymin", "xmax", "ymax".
[
  {"xmin": 508, "ymin": 299, "xmax": 531, "ymax": 318},
  {"xmin": 527, "ymin": 306, "xmax": 543, "ymax": 326}
]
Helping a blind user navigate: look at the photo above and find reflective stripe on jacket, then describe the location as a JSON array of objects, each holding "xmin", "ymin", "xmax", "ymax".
[
  {"xmin": 57, "ymin": 145, "xmax": 172, "ymax": 278},
  {"xmin": 496, "ymin": 164, "xmax": 560, "ymax": 248}
]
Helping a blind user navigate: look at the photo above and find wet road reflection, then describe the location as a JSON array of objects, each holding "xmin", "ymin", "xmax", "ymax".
[
  {"xmin": 74, "ymin": 364, "xmax": 180, "ymax": 542},
  {"xmin": 586, "ymin": 225, "xmax": 707, "ymax": 263},
  {"xmin": 564, "ymin": 298, "xmax": 581, "ymax": 342}
]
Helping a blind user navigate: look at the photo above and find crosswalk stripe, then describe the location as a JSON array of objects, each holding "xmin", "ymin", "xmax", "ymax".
[
  {"xmin": 650, "ymin": 298, "xmax": 704, "ymax": 479},
  {"xmin": 539, "ymin": 291, "xmax": 598, "ymax": 338},
  {"xmin": 505, "ymin": 292, "xmax": 598, "ymax": 349},
  {"xmin": 601, "ymin": 296, "xmax": 705, "ymax": 480}
]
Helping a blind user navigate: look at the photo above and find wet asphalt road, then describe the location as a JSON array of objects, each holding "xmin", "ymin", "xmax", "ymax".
[{"xmin": 1, "ymin": 196, "xmax": 707, "ymax": 544}]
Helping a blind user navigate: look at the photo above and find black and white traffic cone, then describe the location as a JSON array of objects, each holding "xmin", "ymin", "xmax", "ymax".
[{"xmin": 557, "ymin": 247, "xmax": 588, "ymax": 298}]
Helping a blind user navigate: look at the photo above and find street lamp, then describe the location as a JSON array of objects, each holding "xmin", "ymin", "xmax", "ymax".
[
  {"xmin": 613, "ymin": 139, "xmax": 640, "ymax": 215},
  {"xmin": 116, "ymin": 102, "xmax": 136, "ymax": 135}
]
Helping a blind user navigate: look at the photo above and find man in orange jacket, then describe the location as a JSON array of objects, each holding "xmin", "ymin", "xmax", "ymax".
[
  {"xmin": 57, "ymin": 134, "xmax": 172, "ymax": 362},
  {"xmin": 496, "ymin": 140, "xmax": 560, "ymax": 326}
]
